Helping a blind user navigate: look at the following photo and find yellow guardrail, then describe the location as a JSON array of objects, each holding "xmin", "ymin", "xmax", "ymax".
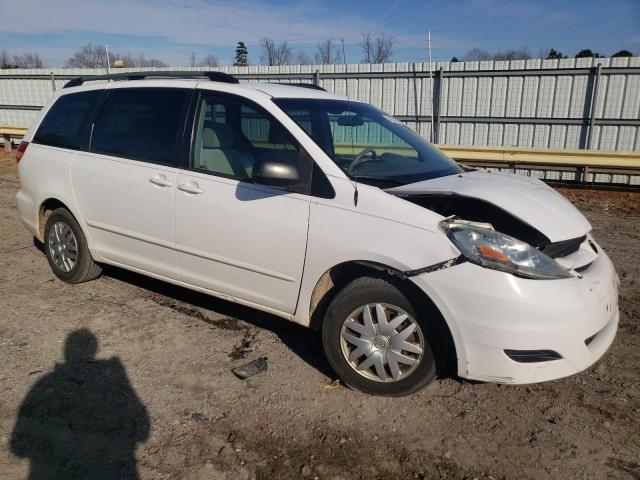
[
  {"xmin": 0, "ymin": 125, "xmax": 28, "ymax": 151},
  {"xmin": 333, "ymin": 143, "xmax": 640, "ymax": 171},
  {"xmin": 0, "ymin": 125, "xmax": 28, "ymax": 136},
  {"xmin": 438, "ymin": 145, "xmax": 640, "ymax": 170},
  {"xmin": 1, "ymin": 126, "xmax": 639, "ymax": 171}
]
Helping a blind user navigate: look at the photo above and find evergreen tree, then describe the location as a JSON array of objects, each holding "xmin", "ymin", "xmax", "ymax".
[
  {"xmin": 545, "ymin": 48, "xmax": 566, "ymax": 60},
  {"xmin": 234, "ymin": 41, "xmax": 248, "ymax": 66},
  {"xmin": 612, "ymin": 50, "xmax": 633, "ymax": 58},
  {"xmin": 575, "ymin": 49, "xmax": 601, "ymax": 58}
]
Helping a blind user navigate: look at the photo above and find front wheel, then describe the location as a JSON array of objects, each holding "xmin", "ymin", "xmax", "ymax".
[
  {"xmin": 322, "ymin": 276, "xmax": 437, "ymax": 396},
  {"xmin": 44, "ymin": 208, "xmax": 102, "ymax": 283}
]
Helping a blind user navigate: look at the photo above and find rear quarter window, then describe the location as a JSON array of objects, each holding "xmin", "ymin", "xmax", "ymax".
[{"xmin": 33, "ymin": 90, "xmax": 102, "ymax": 150}]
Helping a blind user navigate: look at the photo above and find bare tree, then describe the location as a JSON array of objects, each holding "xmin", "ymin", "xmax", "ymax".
[
  {"xmin": 360, "ymin": 33, "xmax": 394, "ymax": 64},
  {"xmin": 66, "ymin": 44, "xmax": 115, "ymax": 68},
  {"xmin": 295, "ymin": 51, "xmax": 313, "ymax": 65},
  {"xmin": 1, "ymin": 50, "xmax": 15, "ymax": 68},
  {"xmin": 114, "ymin": 53, "xmax": 167, "ymax": 68},
  {"xmin": 118, "ymin": 54, "xmax": 137, "ymax": 67},
  {"xmin": 196, "ymin": 55, "xmax": 219, "ymax": 67},
  {"xmin": 260, "ymin": 38, "xmax": 292, "ymax": 66},
  {"xmin": 361, "ymin": 34, "xmax": 374, "ymax": 63},
  {"xmin": 185, "ymin": 53, "xmax": 219, "ymax": 68},
  {"xmin": 463, "ymin": 47, "xmax": 531, "ymax": 62},
  {"xmin": 143, "ymin": 58, "xmax": 168, "ymax": 67},
  {"xmin": 11, "ymin": 52, "xmax": 44, "ymax": 68},
  {"xmin": 462, "ymin": 48, "xmax": 492, "ymax": 61},
  {"xmin": 315, "ymin": 39, "xmax": 342, "ymax": 64},
  {"xmin": 0, "ymin": 50, "xmax": 39, "ymax": 69},
  {"xmin": 375, "ymin": 34, "xmax": 395, "ymax": 63},
  {"xmin": 492, "ymin": 47, "xmax": 531, "ymax": 61}
]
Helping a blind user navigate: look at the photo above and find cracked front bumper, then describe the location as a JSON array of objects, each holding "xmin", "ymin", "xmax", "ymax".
[{"xmin": 411, "ymin": 246, "xmax": 619, "ymax": 384}]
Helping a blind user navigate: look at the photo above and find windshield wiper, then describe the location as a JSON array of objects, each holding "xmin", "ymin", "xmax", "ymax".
[{"xmin": 350, "ymin": 175, "xmax": 406, "ymax": 187}]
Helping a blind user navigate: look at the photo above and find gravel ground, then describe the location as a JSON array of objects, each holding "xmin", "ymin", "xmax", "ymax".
[{"xmin": 0, "ymin": 151, "xmax": 639, "ymax": 480}]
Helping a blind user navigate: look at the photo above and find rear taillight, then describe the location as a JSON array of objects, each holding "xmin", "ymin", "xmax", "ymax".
[{"xmin": 16, "ymin": 141, "xmax": 29, "ymax": 163}]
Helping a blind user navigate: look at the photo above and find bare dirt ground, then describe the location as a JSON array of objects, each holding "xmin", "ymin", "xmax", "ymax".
[{"xmin": 0, "ymin": 151, "xmax": 639, "ymax": 479}]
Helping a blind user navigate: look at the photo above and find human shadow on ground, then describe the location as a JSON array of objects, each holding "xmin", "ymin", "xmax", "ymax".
[
  {"xmin": 33, "ymin": 238, "xmax": 452, "ymax": 382},
  {"xmin": 10, "ymin": 329, "xmax": 150, "ymax": 480},
  {"xmin": 33, "ymin": 238, "xmax": 334, "ymax": 379}
]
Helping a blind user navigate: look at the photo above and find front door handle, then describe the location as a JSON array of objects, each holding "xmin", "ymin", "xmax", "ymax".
[
  {"xmin": 149, "ymin": 174, "xmax": 173, "ymax": 187},
  {"xmin": 177, "ymin": 181, "xmax": 204, "ymax": 194}
]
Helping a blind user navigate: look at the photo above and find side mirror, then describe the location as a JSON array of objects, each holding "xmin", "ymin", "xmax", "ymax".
[{"xmin": 252, "ymin": 159, "xmax": 301, "ymax": 188}]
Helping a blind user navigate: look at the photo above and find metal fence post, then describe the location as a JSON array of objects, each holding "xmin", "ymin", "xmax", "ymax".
[
  {"xmin": 50, "ymin": 72, "xmax": 56, "ymax": 92},
  {"xmin": 412, "ymin": 63, "xmax": 419, "ymax": 129},
  {"xmin": 585, "ymin": 63, "xmax": 602, "ymax": 151},
  {"xmin": 313, "ymin": 70, "xmax": 320, "ymax": 86},
  {"xmin": 433, "ymin": 68, "xmax": 444, "ymax": 144}
]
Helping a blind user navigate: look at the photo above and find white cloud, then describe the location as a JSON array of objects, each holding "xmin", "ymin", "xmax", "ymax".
[{"xmin": 0, "ymin": 0, "xmax": 379, "ymax": 46}]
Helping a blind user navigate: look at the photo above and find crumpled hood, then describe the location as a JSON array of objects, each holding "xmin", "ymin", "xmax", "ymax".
[{"xmin": 387, "ymin": 170, "xmax": 591, "ymax": 242}]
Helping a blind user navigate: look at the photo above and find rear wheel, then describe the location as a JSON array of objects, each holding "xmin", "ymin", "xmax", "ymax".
[
  {"xmin": 322, "ymin": 276, "xmax": 437, "ymax": 396},
  {"xmin": 44, "ymin": 208, "xmax": 101, "ymax": 283}
]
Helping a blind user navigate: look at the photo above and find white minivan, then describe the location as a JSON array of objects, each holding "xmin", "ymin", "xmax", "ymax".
[{"xmin": 16, "ymin": 71, "xmax": 619, "ymax": 396}]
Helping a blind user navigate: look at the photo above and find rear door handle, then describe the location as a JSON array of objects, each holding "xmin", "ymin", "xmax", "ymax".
[
  {"xmin": 177, "ymin": 182, "xmax": 203, "ymax": 194},
  {"xmin": 149, "ymin": 174, "xmax": 173, "ymax": 187}
]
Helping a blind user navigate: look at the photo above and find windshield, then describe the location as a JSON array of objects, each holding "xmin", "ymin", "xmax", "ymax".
[{"xmin": 273, "ymin": 98, "xmax": 462, "ymax": 187}]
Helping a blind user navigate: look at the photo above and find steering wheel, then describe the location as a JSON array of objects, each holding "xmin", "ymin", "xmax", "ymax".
[{"xmin": 346, "ymin": 148, "xmax": 377, "ymax": 175}]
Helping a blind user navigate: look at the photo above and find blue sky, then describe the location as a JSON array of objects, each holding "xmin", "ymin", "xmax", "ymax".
[{"xmin": 0, "ymin": 0, "xmax": 638, "ymax": 66}]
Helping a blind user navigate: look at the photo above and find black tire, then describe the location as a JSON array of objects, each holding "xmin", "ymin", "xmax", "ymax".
[
  {"xmin": 322, "ymin": 276, "xmax": 438, "ymax": 396},
  {"xmin": 44, "ymin": 208, "xmax": 102, "ymax": 283}
]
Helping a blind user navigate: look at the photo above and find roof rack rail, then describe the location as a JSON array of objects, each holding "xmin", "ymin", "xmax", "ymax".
[
  {"xmin": 64, "ymin": 70, "xmax": 239, "ymax": 88},
  {"xmin": 274, "ymin": 82, "xmax": 326, "ymax": 92}
]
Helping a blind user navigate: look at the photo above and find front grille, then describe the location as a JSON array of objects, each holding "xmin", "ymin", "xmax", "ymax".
[
  {"xmin": 504, "ymin": 349, "xmax": 562, "ymax": 363},
  {"xmin": 542, "ymin": 235, "xmax": 586, "ymax": 258}
]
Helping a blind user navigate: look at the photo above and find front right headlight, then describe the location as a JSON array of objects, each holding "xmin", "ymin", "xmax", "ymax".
[{"xmin": 441, "ymin": 220, "xmax": 574, "ymax": 280}]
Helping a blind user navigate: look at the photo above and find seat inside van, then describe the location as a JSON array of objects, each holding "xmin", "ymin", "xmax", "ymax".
[{"xmin": 194, "ymin": 122, "xmax": 254, "ymax": 179}]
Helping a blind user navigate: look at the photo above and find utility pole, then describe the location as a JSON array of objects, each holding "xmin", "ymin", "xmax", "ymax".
[{"xmin": 105, "ymin": 45, "xmax": 111, "ymax": 73}]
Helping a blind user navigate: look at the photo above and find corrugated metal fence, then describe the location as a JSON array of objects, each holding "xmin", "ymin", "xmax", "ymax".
[{"xmin": 1, "ymin": 56, "xmax": 639, "ymax": 152}]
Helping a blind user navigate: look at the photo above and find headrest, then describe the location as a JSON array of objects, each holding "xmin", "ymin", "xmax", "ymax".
[
  {"xmin": 268, "ymin": 124, "xmax": 290, "ymax": 145},
  {"xmin": 202, "ymin": 123, "xmax": 234, "ymax": 148}
]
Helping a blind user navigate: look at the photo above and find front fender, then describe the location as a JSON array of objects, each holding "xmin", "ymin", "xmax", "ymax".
[{"xmin": 292, "ymin": 190, "xmax": 458, "ymax": 326}]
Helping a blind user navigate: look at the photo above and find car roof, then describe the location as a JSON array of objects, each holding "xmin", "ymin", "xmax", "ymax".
[
  {"xmin": 240, "ymin": 82, "xmax": 346, "ymax": 100},
  {"xmin": 61, "ymin": 78, "xmax": 348, "ymax": 101}
]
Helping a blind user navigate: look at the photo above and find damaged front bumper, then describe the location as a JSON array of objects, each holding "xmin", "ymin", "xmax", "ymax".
[{"xmin": 410, "ymin": 239, "xmax": 619, "ymax": 384}]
